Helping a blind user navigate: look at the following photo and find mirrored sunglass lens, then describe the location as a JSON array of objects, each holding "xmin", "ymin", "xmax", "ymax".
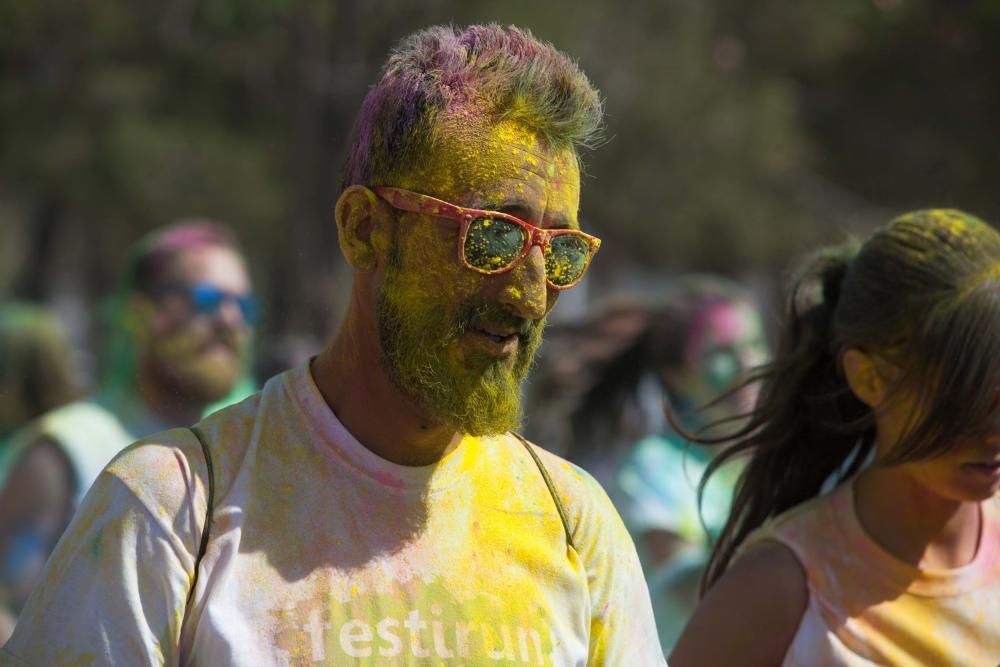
[
  {"xmin": 190, "ymin": 284, "xmax": 259, "ymax": 324},
  {"xmin": 463, "ymin": 217, "xmax": 527, "ymax": 271},
  {"xmin": 544, "ymin": 236, "xmax": 590, "ymax": 286},
  {"xmin": 190, "ymin": 284, "xmax": 224, "ymax": 314}
]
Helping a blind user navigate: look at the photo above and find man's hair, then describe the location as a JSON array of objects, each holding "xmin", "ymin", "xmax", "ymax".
[
  {"xmin": 341, "ymin": 24, "xmax": 604, "ymax": 191},
  {"xmin": 124, "ymin": 219, "xmax": 241, "ymax": 295}
]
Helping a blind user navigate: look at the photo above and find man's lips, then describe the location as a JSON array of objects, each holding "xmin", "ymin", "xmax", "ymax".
[
  {"xmin": 199, "ymin": 338, "xmax": 240, "ymax": 356},
  {"xmin": 472, "ymin": 325, "xmax": 521, "ymax": 343},
  {"xmin": 466, "ymin": 324, "xmax": 525, "ymax": 356}
]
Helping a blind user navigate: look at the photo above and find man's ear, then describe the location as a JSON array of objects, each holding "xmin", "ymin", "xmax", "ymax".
[
  {"xmin": 841, "ymin": 347, "xmax": 887, "ymax": 409},
  {"xmin": 335, "ymin": 185, "xmax": 392, "ymax": 271}
]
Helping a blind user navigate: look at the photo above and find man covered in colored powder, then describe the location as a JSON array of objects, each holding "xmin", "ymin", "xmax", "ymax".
[
  {"xmin": 2, "ymin": 25, "xmax": 664, "ymax": 666},
  {"xmin": 0, "ymin": 221, "xmax": 257, "ymax": 638}
]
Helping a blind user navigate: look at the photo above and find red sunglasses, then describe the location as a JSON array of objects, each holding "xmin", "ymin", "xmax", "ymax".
[{"xmin": 372, "ymin": 186, "xmax": 601, "ymax": 290}]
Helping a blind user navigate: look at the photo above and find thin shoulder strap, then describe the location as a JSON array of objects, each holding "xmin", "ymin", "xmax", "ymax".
[
  {"xmin": 511, "ymin": 432, "xmax": 576, "ymax": 551},
  {"xmin": 186, "ymin": 425, "xmax": 215, "ymax": 607}
]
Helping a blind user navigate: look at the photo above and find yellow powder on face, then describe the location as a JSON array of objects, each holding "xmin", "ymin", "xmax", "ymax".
[
  {"xmin": 397, "ymin": 119, "xmax": 581, "ymax": 230},
  {"xmin": 386, "ymin": 117, "xmax": 585, "ymax": 331}
]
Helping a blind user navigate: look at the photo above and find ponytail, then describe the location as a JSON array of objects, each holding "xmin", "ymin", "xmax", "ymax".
[
  {"xmin": 696, "ymin": 209, "xmax": 1000, "ymax": 595},
  {"xmin": 698, "ymin": 241, "xmax": 875, "ymax": 593}
]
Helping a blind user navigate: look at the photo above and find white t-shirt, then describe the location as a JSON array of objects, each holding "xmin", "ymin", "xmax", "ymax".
[{"xmin": 4, "ymin": 363, "xmax": 664, "ymax": 666}]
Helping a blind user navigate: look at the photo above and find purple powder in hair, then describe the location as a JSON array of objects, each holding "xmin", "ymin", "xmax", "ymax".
[{"xmin": 129, "ymin": 219, "xmax": 239, "ymax": 294}]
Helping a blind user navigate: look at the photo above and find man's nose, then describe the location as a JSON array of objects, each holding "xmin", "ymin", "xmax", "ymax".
[
  {"xmin": 496, "ymin": 245, "xmax": 549, "ymax": 321},
  {"xmin": 213, "ymin": 297, "xmax": 249, "ymax": 329}
]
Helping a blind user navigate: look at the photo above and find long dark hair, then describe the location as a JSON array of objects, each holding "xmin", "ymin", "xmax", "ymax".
[{"xmin": 697, "ymin": 209, "xmax": 1000, "ymax": 594}]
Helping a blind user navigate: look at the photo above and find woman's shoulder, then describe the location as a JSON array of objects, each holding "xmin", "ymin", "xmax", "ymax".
[
  {"xmin": 985, "ymin": 493, "xmax": 1000, "ymax": 524},
  {"xmin": 670, "ymin": 540, "xmax": 807, "ymax": 666},
  {"xmin": 747, "ymin": 482, "xmax": 847, "ymax": 553}
]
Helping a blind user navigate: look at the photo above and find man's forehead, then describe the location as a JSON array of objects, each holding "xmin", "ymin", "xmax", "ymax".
[
  {"xmin": 167, "ymin": 245, "xmax": 250, "ymax": 289},
  {"xmin": 398, "ymin": 118, "xmax": 580, "ymax": 205}
]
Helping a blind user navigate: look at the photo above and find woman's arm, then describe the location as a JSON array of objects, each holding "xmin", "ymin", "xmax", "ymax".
[{"xmin": 669, "ymin": 541, "xmax": 808, "ymax": 667}]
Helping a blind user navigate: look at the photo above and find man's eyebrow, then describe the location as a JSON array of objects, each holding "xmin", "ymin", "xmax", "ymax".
[{"xmin": 474, "ymin": 199, "xmax": 573, "ymax": 229}]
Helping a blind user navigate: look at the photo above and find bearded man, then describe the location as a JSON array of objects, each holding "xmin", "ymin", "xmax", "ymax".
[{"xmin": 3, "ymin": 25, "xmax": 664, "ymax": 666}]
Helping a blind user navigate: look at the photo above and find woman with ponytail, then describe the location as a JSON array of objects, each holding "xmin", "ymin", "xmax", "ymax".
[{"xmin": 670, "ymin": 209, "xmax": 1000, "ymax": 666}]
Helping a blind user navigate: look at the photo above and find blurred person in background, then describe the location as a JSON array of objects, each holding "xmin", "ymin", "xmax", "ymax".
[
  {"xmin": 672, "ymin": 210, "xmax": 1000, "ymax": 666},
  {"xmin": 551, "ymin": 275, "xmax": 768, "ymax": 652},
  {"xmin": 3, "ymin": 24, "xmax": 663, "ymax": 665},
  {"xmin": 0, "ymin": 220, "xmax": 256, "ymax": 637},
  {"xmin": 0, "ymin": 302, "xmax": 85, "ymax": 641},
  {"xmin": 615, "ymin": 276, "xmax": 768, "ymax": 652},
  {"xmin": 0, "ymin": 303, "xmax": 83, "ymax": 447},
  {"xmin": 525, "ymin": 298, "xmax": 657, "ymax": 483}
]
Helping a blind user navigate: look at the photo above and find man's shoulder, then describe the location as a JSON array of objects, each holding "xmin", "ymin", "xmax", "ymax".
[
  {"xmin": 525, "ymin": 438, "xmax": 606, "ymax": 496},
  {"xmin": 503, "ymin": 434, "xmax": 626, "ymax": 541},
  {"xmin": 103, "ymin": 427, "xmax": 207, "ymax": 508},
  {"xmin": 109, "ymin": 391, "xmax": 266, "ymax": 499},
  {"xmin": 500, "ymin": 434, "xmax": 600, "ymax": 493}
]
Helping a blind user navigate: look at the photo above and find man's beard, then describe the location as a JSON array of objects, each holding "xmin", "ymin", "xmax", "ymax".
[
  {"xmin": 143, "ymin": 328, "xmax": 246, "ymax": 407},
  {"xmin": 376, "ymin": 263, "xmax": 545, "ymax": 436}
]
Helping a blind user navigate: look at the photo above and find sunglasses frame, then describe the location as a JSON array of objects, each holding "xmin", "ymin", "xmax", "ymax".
[{"xmin": 372, "ymin": 186, "xmax": 601, "ymax": 290}]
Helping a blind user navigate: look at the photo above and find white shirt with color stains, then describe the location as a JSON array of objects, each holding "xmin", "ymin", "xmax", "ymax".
[{"xmin": 4, "ymin": 363, "xmax": 665, "ymax": 666}]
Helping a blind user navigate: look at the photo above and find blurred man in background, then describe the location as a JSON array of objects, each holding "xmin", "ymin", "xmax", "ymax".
[
  {"xmin": 0, "ymin": 220, "xmax": 256, "ymax": 637},
  {"xmin": 3, "ymin": 24, "xmax": 663, "ymax": 665}
]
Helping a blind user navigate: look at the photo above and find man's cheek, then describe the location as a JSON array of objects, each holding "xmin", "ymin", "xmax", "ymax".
[{"xmin": 150, "ymin": 326, "xmax": 209, "ymax": 362}]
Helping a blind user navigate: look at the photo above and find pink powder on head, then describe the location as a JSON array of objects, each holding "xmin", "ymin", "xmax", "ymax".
[
  {"xmin": 685, "ymin": 301, "xmax": 749, "ymax": 366},
  {"xmin": 143, "ymin": 221, "xmax": 238, "ymax": 256},
  {"xmin": 130, "ymin": 220, "xmax": 240, "ymax": 293}
]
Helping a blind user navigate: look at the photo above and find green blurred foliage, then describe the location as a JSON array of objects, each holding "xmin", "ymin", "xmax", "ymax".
[{"xmin": 1, "ymin": 0, "xmax": 997, "ymax": 346}]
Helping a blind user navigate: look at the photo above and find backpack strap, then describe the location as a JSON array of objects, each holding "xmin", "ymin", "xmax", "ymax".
[
  {"xmin": 186, "ymin": 425, "xmax": 215, "ymax": 607},
  {"xmin": 510, "ymin": 432, "xmax": 576, "ymax": 551}
]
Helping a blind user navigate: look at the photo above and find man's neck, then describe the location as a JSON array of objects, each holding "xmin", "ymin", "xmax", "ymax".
[
  {"xmin": 124, "ymin": 372, "xmax": 204, "ymax": 433},
  {"xmin": 311, "ymin": 303, "xmax": 463, "ymax": 467}
]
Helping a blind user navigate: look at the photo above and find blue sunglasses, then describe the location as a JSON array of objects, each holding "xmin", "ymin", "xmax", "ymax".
[{"xmin": 159, "ymin": 282, "xmax": 260, "ymax": 325}]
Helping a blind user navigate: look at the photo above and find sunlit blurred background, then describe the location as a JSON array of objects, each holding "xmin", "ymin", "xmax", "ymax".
[{"xmin": 2, "ymin": 0, "xmax": 998, "ymax": 384}]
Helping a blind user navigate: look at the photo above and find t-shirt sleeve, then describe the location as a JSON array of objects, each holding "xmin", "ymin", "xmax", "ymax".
[
  {"xmin": 566, "ymin": 465, "xmax": 668, "ymax": 666},
  {"xmin": 1, "ymin": 437, "xmax": 204, "ymax": 666}
]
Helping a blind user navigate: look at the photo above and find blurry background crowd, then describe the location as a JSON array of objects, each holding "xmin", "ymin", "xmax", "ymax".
[{"xmin": 2, "ymin": 0, "xmax": 999, "ymax": 653}]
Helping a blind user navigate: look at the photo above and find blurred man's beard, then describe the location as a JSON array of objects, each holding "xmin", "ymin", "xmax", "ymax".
[
  {"xmin": 376, "ymin": 264, "xmax": 544, "ymax": 436},
  {"xmin": 145, "ymin": 332, "xmax": 246, "ymax": 406}
]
